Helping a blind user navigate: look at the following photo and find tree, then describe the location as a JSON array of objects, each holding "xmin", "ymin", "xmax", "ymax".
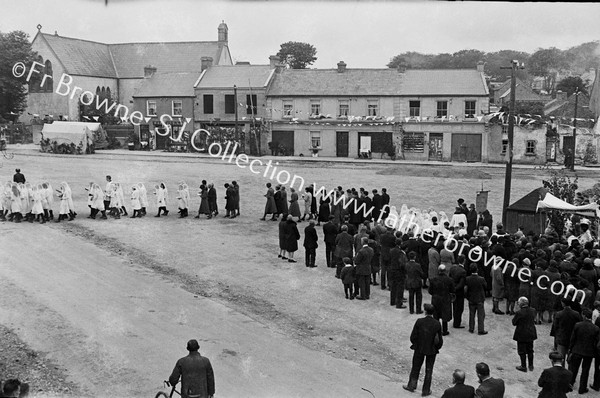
[
  {"xmin": 387, "ymin": 52, "xmax": 433, "ymax": 69},
  {"xmin": 555, "ymin": 76, "xmax": 588, "ymax": 97},
  {"xmin": 276, "ymin": 41, "xmax": 317, "ymax": 69},
  {"xmin": 528, "ymin": 47, "xmax": 569, "ymax": 94},
  {"xmin": 0, "ymin": 30, "xmax": 37, "ymax": 122}
]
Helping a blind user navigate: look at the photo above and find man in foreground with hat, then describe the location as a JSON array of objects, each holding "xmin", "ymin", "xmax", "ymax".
[
  {"xmin": 169, "ymin": 339, "xmax": 215, "ymax": 398},
  {"xmin": 537, "ymin": 352, "xmax": 572, "ymax": 398}
]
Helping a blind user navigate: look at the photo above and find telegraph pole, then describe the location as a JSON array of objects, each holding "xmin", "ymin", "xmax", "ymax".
[
  {"xmin": 501, "ymin": 60, "xmax": 525, "ymax": 226},
  {"xmin": 570, "ymin": 88, "xmax": 579, "ymax": 171},
  {"xmin": 234, "ymin": 85, "xmax": 239, "ymax": 142}
]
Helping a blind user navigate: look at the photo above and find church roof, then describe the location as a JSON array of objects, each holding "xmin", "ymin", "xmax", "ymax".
[{"xmin": 36, "ymin": 32, "xmax": 225, "ymax": 79}]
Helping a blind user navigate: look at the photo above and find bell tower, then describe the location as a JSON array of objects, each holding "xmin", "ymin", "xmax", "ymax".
[{"xmin": 218, "ymin": 21, "xmax": 228, "ymax": 45}]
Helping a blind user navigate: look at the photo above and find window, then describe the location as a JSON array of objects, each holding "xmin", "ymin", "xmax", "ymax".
[
  {"xmin": 501, "ymin": 139, "xmax": 508, "ymax": 155},
  {"xmin": 367, "ymin": 100, "xmax": 378, "ymax": 117},
  {"xmin": 283, "ymin": 100, "xmax": 293, "ymax": 118},
  {"xmin": 224, "ymin": 94, "xmax": 235, "ymax": 114},
  {"xmin": 44, "ymin": 60, "xmax": 53, "ymax": 92},
  {"xmin": 203, "ymin": 95, "xmax": 213, "ymax": 114},
  {"xmin": 501, "ymin": 124, "xmax": 509, "ymax": 135},
  {"xmin": 338, "ymin": 100, "xmax": 349, "ymax": 117},
  {"xmin": 146, "ymin": 100, "xmax": 157, "ymax": 116},
  {"xmin": 172, "ymin": 100, "xmax": 183, "ymax": 116},
  {"xmin": 310, "ymin": 100, "xmax": 321, "ymax": 116},
  {"xmin": 28, "ymin": 56, "xmax": 44, "ymax": 93},
  {"xmin": 409, "ymin": 101, "xmax": 420, "ymax": 117},
  {"xmin": 106, "ymin": 87, "xmax": 111, "ymax": 100},
  {"xmin": 402, "ymin": 132, "xmax": 425, "ymax": 153},
  {"xmin": 526, "ymin": 140, "xmax": 536, "ymax": 155},
  {"xmin": 436, "ymin": 101, "xmax": 448, "ymax": 118},
  {"xmin": 465, "ymin": 101, "xmax": 476, "ymax": 118},
  {"xmin": 310, "ymin": 131, "xmax": 321, "ymax": 148},
  {"xmin": 246, "ymin": 94, "xmax": 257, "ymax": 115}
]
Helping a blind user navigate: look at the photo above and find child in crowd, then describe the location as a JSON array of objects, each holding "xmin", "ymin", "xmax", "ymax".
[{"xmin": 340, "ymin": 257, "xmax": 355, "ymax": 299}]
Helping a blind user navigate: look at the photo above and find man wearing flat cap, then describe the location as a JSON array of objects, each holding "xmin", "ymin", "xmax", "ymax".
[
  {"xmin": 537, "ymin": 352, "xmax": 572, "ymax": 398},
  {"xmin": 169, "ymin": 339, "xmax": 215, "ymax": 398}
]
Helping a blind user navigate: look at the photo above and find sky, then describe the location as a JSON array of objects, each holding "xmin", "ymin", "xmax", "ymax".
[{"xmin": 1, "ymin": 0, "xmax": 600, "ymax": 69}]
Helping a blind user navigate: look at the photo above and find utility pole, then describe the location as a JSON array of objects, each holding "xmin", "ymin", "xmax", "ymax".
[
  {"xmin": 570, "ymin": 87, "xmax": 579, "ymax": 171},
  {"xmin": 501, "ymin": 60, "xmax": 525, "ymax": 226},
  {"xmin": 234, "ymin": 85, "xmax": 239, "ymax": 142}
]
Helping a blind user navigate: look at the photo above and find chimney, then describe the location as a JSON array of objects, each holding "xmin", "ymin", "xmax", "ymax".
[
  {"xmin": 144, "ymin": 65, "xmax": 157, "ymax": 78},
  {"xmin": 477, "ymin": 61, "xmax": 485, "ymax": 73},
  {"xmin": 201, "ymin": 57, "xmax": 213, "ymax": 72},
  {"xmin": 218, "ymin": 21, "xmax": 228, "ymax": 45},
  {"xmin": 556, "ymin": 90, "xmax": 567, "ymax": 101},
  {"xmin": 337, "ymin": 61, "xmax": 347, "ymax": 73},
  {"xmin": 269, "ymin": 55, "xmax": 280, "ymax": 69}
]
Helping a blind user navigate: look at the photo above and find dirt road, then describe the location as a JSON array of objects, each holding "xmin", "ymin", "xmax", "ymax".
[{"xmin": 0, "ymin": 224, "xmax": 401, "ymax": 398}]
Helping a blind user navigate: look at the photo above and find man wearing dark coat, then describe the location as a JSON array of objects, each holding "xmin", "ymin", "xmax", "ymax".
[
  {"xmin": 429, "ymin": 265, "xmax": 455, "ymax": 335},
  {"xmin": 406, "ymin": 251, "xmax": 424, "ymax": 314},
  {"xmin": 303, "ymin": 220, "xmax": 319, "ymax": 268},
  {"xmin": 568, "ymin": 308, "xmax": 600, "ymax": 394},
  {"xmin": 372, "ymin": 189, "xmax": 383, "ymax": 221},
  {"xmin": 449, "ymin": 256, "xmax": 467, "ymax": 329},
  {"xmin": 13, "ymin": 168, "xmax": 25, "ymax": 184},
  {"xmin": 441, "ymin": 369, "xmax": 475, "ymax": 398},
  {"xmin": 537, "ymin": 352, "xmax": 573, "ymax": 398},
  {"xmin": 274, "ymin": 185, "xmax": 283, "ymax": 220},
  {"xmin": 475, "ymin": 362, "xmax": 505, "ymax": 398},
  {"xmin": 334, "ymin": 225, "xmax": 354, "ymax": 277},
  {"xmin": 512, "ymin": 297, "xmax": 537, "ymax": 372},
  {"xmin": 362, "ymin": 192, "xmax": 373, "ymax": 222},
  {"xmin": 550, "ymin": 299, "xmax": 582, "ymax": 358},
  {"xmin": 389, "ymin": 239, "xmax": 407, "ymax": 308},
  {"xmin": 353, "ymin": 237, "xmax": 374, "ymax": 300},
  {"xmin": 379, "ymin": 228, "xmax": 396, "ymax": 290},
  {"xmin": 224, "ymin": 183, "xmax": 236, "ymax": 218},
  {"xmin": 322, "ymin": 215, "xmax": 338, "ymax": 268},
  {"xmin": 465, "ymin": 264, "xmax": 487, "ymax": 335},
  {"xmin": 169, "ymin": 339, "xmax": 215, "ymax": 398},
  {"xmin": 381, "ymin": 188, "xmax": 390, "ymax": 219},
  {"xmin": 466, "ymin": 204, "xmax": 478, "ymax": 237},
  {"xmin": 403, "ymin": 304, "xmax": 443, "ymax": 397}
]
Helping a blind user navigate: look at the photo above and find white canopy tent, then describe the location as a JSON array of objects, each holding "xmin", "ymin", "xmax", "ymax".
[
  {"xmin": 41, "ymin": 122, "xmax": 94, "ymax": 153},
  {"xmin": 536, "ymin": 193, "xmax": 600, "ymax": 218}
]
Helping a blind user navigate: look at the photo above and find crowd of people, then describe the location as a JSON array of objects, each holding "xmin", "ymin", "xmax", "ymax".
[
  {"xmin": 1, "ymin": 169, "xmax": 240, "ymax": 223},
  {"xmin": 270, "ymin": 183, "xmax": 600, "ymax": 397},
  {"xmin": 6, "ymin": 167, "xmax": 600, "ymax": 397}
]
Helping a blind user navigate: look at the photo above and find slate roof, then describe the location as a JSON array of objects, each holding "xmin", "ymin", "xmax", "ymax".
[
  {"xmin": 195, "ymin": 65, "xmax": 274, "ymax": 88},
  {"xmin": 401, "ymin": 69, "xmax": 488, "ymax": 96},
  {"xmin": 133, "ymin": 72, "xmax": 198, "ymax": 97},
  {"xmin": 545, "ymin": 93, "xmax": 593, "ymax": 119},
  {"xmin": 37, "ymin": 32, "xmax": 224, "ymax": 79},
  {"xmin": 267, "ymin": 69, "xmax": 405, "ymax": 96},
  {"xmin": 41, "ymin": 34, "xmax": 116, "ymax": 78},
  {"xmin": 267, "ymin": 68, "xmax": 488, "ymax": 97}
]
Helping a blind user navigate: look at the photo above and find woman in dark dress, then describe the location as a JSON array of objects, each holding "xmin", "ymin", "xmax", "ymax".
[
  {"xmin": 283, "ymin": 214, "xmax": 300, "ymax": 263},
  {"xmin": 504, "ymin": 258, "xmax": 521, "ymax": 315},
  {"xmin": 309, "ymin": 185, "xmax": 318, "ymax": 219},
  {"xmin": 317, "ymin": 198, "xmax": 331, "ymax": 226},
  {"xmin": 288, "ymin": 188, "xmax": 302, "ymax": 220},
  {"xmin": 195, "ymin": 184, "xmax": 209, "ymax": 218},
  {"xmin": 261, "ymin": 183, "xmax": 277, "ymax": 221}
]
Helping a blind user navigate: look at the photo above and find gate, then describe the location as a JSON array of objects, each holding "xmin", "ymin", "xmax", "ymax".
[{"xmin": 451, "ymin": 134, "xmax": 482, "ymax": 162}]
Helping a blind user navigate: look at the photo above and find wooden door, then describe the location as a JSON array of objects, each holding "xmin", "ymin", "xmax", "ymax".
[
  {"xmin": 428, "ymin": 133, "xmax": 443, "ymax": 161},
  {"xmin": 452, "ymin": 134, "xmax": 481, "ymax": 162},
  {"xmin": 336, "ymin": 131, "xmax": 349, "ymax": 157},
  {"xmin": 272, "ymin": 130, "xmax": 295, "ymax": 155}
]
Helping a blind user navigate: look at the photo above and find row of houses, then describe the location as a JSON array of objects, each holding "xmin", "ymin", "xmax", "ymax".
[{"xmin": 25, "ymin": 22, "xmax": 600, "ymax": 164}]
